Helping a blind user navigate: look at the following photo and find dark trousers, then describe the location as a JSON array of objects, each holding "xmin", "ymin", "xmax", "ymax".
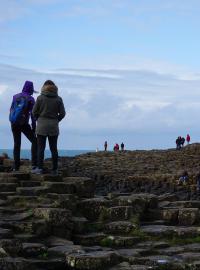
[
  {"xmin": 37, "ymin": 135, "xmax": 58, "ymax": 170},
  {"xmin": 11, "ymin": 124, "xmax": 37, "ymax": 169}
]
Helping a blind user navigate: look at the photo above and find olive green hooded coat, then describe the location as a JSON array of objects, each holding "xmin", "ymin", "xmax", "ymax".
[{"xmin": 33, "ymin": 84, "xmax": 66, "ymax": 136}]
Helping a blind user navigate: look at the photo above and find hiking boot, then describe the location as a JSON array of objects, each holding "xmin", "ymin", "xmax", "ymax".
[
  {"xmin": 11, "ymin": 167, "xmax": 20, "ymax": 172},
  {"xmin": 31, "ymin": 167, "xmax": 43, "ymax": 175}
]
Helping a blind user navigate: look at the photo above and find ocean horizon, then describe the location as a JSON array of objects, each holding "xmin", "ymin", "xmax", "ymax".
[{"xmin": 0, "ymin": 149, "xmax": 94, "ymax": 159}]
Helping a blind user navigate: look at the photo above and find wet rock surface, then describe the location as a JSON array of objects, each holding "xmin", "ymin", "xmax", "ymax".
[{"xmin": 1, "ymin": 144, "xmax": 200, "ymax": 269}]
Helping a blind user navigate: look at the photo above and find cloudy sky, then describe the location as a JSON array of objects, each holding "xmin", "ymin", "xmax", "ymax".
[{"xmin": 1, "ymin": 0, "xmax": 200, "ymax": 150}]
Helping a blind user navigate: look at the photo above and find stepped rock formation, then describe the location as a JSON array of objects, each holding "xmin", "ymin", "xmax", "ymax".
[{"xmin": 1, "ymin": 144, "xmax": 200, "ymax": 269}]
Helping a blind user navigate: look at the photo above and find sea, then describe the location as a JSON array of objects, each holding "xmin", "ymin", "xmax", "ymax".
[{"xmin": 0, "ymin": 149, "xmax": 94, "ymax": 159}]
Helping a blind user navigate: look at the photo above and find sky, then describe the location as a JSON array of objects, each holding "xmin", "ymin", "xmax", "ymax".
[{"xmin": 1, "ymin": 0, "xmax": 200, "ymax": 150}]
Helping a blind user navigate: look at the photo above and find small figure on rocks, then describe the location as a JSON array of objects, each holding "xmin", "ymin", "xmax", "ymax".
[
  {"xmin": 176, "ymin": 136, "xmax": 182, "ymax": 150},
  {"xmin": 121, "ymin": 142, "xmax": 125, "ymax": 151},
  {"xmin": 186, "ymin": 134, "xmax": 191, "ymax": 145},
  {"xmin": 32, "ymin": 80, "xmax": 66, "ymax": 175},
  {"xmin": 104, "ymin": 141, "xmax": 108, "ymax": 151},
  {"xmin": 181, "ymin": 137, "xmax": 185, "ymax": 147},
  {"xmin": 178, "ymin": 171, "xmax": 189, "ymax": 185},
  {"xmin": 9, "ymin": 81, "xmax": 38, "ymax": 171},
  {"xmin": 113, "ymin": 143, "xmax": 119, "ymax": 152}
]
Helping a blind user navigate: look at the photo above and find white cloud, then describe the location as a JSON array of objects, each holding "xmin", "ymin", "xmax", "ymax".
[
  {"xmin": 1, "ymin": 63, "xmax": 200, "ymax": 149},
  {"xmin": 38, "ymin": 69, "xmax": 121, "ymax": 79},
  {"xmin": 0, "ymin": 84, "xmax": 8, "ymax": 95},
  {"xmin": 0, "ymin": 1, "xmax": 28, "ymax": 23}
]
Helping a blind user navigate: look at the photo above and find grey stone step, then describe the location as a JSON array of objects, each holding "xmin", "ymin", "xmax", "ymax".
[
  {"xmin": 0, "ymin": 177, "xmax": 18, "ymax": 183},
  {"xmin": 7, "ymin": 195, "xmax": 38, "ymax": 204},
  {"xmin": 100, "ymin": 235, "xmax": 141, "ymax": 248},
  {"xmin": 73, "ymin": 232, "xmax": 106, "ymax": 246},
  {"xmin": 20, "ymin": 181, "xmax": 41, "ymax": 187},
  {"xmin": 0, "ymin": 257, "xmax": 28, "ymax": 270},
  {"xmin": 66, "ymin": 250, "xmax": 120, "ymax": 270},
  {"xmin": 0, "ymin": 192, "xmax": 16, "ymax": 200},
  {"xmin": 0, "ymin": 172, "xmax": 30, "ymax": 181},
  {"xmin": 16, "ymin": 186, "xmax": 49, "ymax": 196},
  {"xmin": 46, "ymin": 193, "xmax": 77, "ymax": 211},
  {"xmin": 141, "ymin": 220, "xmax": 167, "ymax": 226},
  {"xmin": 130, "ymin": 255, "xmax": 183, "ymax": 269},
  {"xmin": 162, "ymin": 207, "xmax": 200, "ymax": 225},
  {"xmin": 31, "ymin": 174, "xmax": 63, "ymax": 182},
  {"xmin": 78, "ymin": 197, "xmax": 111, "ymax": 221},
  {"xmin": 22, "ymin": 242, "xmax": 47, "ymax": 257},
  {"xmin": 0, "ymin": 238, "xmax": 22, "ymax": 256},
  {"xmin": 72, "ymin": 216, "xmax": 88, "ymax": 234},
  {"xmin": 0, "ymin": 183, "xmax": 18, "ymax": 192},
  {"xmin": 43, "ymin": 182, "xmax": 75, "ymax": 194},
  {"xmin": 48, "ymin": 243, "xmax": 82, "ymax": 258},
  {"xmin": 169, "ymin": 200, "xmax": 200, "ymax": 208},
  {"xmin": 24, "ymin": 258, "xmax": 65, "ymax": 270},
  {"xmin": 0, "ymin": 227, "xmax": 13, "ymax": 239},
  {"xmin": 46, "ymin": 236, "xmax": 74, "ymax": 248},
  {"xmin": 104, "ymin": 221, "xmax": 137, "ymax": 235},
  {"xmin": 14, "ymin": 233, "xmax": 38, "ymax": 242},
  {"xmin": 7, "ymin": 220, "xmax": 34, "ymax": 234},
  {"xmin": 100, "ymin": 206, "xmax": 134, "ymax": 221},
  {"xmin": 63, "ymin": 177, "xmax": 95, "ymax": 198},
  {"xmin": 141, "ymin": 225, "xmax": 200, "ymax": 238},
  {"xmin": 0, "ymin": 199, "xmax": 7, "ymax": 206},
  {"xmin": 110, "ymin": 262, "xmax": 152, "ymax": 270},
  {"xmin": 33, "ymin": 208, "xmax": 72, "ymax": 238}
]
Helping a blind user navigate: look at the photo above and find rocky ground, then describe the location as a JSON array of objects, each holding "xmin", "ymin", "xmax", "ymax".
[{"xmin": 0, "ymin": 144, "xmax": 200, "ymax": 269}]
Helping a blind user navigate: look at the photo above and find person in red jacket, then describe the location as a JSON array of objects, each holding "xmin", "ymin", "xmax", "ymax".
[
  {"xmin": 186, "ymin": 134, "xmax": 190, "ymax": 144},
  {"xmin": 113, "ymin": 143, "xmax": 119, "ymax": 151}
]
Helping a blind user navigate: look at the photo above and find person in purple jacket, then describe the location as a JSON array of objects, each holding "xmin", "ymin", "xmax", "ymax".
[{"xmin": 10, "ymin": 81, "xmax": 38, "ymax": 171}]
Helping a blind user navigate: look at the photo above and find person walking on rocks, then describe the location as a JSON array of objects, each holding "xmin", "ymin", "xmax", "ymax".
[
  {"xmin": 176, "ymin": 136, "xmax": 181, "ymax": 150},
  {"xmin": 186, "ymin": 134, "xmax": 191, "ymax": 145},
  {"xmin": 114, "ymin": 143, "xmax": 119, "ymax": 151},
  {"xmin": 32, "ymin": 80, "xmax": 66, "ymax": 175},
  {"xmin": 104, "ymin": 141, "xmax": 108, "ymax": 151},
  {"xmin": 9, "ymin": 81, "xmax": 38, "ymax": 171},
  {"xmin": 178, "ymin": 171, "xmax": 189, "ymax": 185},
  {"xmin": 181, "ymin": 137, "xmax": 185, "ymax": 147},
  {"xmin": 121, "ymin": 142, "xmax": 125, "ymax": 151}
]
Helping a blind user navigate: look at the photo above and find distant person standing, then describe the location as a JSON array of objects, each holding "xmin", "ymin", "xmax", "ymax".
[
  {"xmin": 186, "ymin": 134, "xmax": 191, "ymax": 145},
  {"xmin": 104, "ymin": 141, "xmax": 108, "ymax": 151},
  {"xmin": 32, "ymin": 80, "xmax": 66, "ymax": 175},
  {"xmin": 181, "ymin": 137, "xmax": 185, "ymax": 147},
  {"xmin": 9, "ymin": 81, "xmax": 38, "ymax": 171},
  {"xmin": 114, "ymin": 143, "xmax": 119, "ymax": 151},
  {"xmin": 176, "ymin": 136, "xmax": 181, "ymax": 150},
  {"xmin": 121, "ymin": 142, "xmax": 125, "ymax": 151}
]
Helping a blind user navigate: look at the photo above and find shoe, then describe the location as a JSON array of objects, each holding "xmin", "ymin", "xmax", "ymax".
[
  {"xmin": 11, "ymin": 168, "xmax": 20, "ymax": 172},
  {"xmin": 31, "ymin": 167, "xmax": 43, "ymax": 174}
]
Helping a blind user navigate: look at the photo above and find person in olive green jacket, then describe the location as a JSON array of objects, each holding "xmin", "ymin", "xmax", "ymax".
[{"xmin": 32, "ymin": 80, "xmax": 66, "ymax": 174}]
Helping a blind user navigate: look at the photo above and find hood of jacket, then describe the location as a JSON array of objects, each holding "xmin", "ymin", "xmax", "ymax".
[
  {"xmin": 22, "ymin": 81, "xmax": 34, "ymax": 95},
  {"xmin": 41, "ymin": 84, "xmax": 58, "ymax": 97}
]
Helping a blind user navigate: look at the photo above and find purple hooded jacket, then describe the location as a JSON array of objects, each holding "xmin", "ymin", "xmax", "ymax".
[{"xmin": 10, "ymin": 81, "xmax": 36, "ymax": 128}]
